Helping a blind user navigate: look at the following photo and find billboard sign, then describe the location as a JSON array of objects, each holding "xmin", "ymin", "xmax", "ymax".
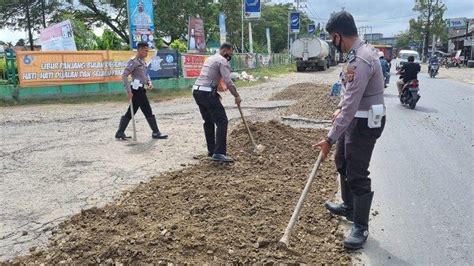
[
  {"xmin": 188, "ymin": 17, "xmax": 206, "ymax": 53},
  {"xmin": 127, "ymin": 0, "xmax": 155, "ymax": 49},
  {"xmin": 289, "ymin": 11, "xmax": 300, "ymax": 33},
  {"xmin": 244, "ymin": 0, "xmax": 261, "ymax": 20},
  {"xmin": 40, "ymin": 20, "xmax": 77, "ymax": 51}
]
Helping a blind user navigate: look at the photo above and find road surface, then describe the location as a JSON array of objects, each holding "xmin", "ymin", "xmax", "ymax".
[{"xmin": 362, "ymin": 72, "xmax": 473, "ymax": 264}]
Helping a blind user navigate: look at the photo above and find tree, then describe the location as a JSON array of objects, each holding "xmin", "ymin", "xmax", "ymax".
[
  {"xmin": 16, "ymin": 39, "xmax": 26, "ymax": 47},
  {"xmin": 55, "ymin": 0, "xmax": 130, "ymax": 45},
  {"xmin": 395, "ymin": 31, "xmax": 414, "ymax": 50},
  {"xmin": 409, "ymin": 0, "xmax": 447, "ymax": 60},
  {"xmin": 0, "ymin": 0, "xmax": 62, "ymax": 50},
  {"xmin": 155, "ymin": 0, "xmax": 220, "ymax": 45},
  {"xmin": 96, "ymin": 29, "xmax": 124, "ymax": 50},
  {"xmin": 170, "ymin": 39, "xmax": 188, "ymax": 53},
  {"xmin": 250, "ymin": 4, "xmax": 313, "ymax": 53}
]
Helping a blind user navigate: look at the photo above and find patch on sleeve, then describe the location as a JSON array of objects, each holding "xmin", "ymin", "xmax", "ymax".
[{"xmin": 345, "ymin": 65, "xmax": 356, "ymax": 82}]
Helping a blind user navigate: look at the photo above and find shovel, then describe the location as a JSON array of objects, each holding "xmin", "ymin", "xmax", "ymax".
[{"xmin": 237, "ymin": 104, "xmax": 265, "ymax": 153}]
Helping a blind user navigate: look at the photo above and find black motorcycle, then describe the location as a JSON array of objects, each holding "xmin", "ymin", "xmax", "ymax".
[
  {"xmin": 400, "ymin": 80, "xmax": 421, "ymax": 109},
  {"xmin": 429, "ymin": 62, "xmax": 439, "ymax": 78}
]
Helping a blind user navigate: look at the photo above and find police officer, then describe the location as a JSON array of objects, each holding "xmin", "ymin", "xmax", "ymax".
[
  {"xmin": 193, "ymin": 43, "xmax": 241, "ymax": 163},
  {"xmin": 314, "ymin": 11, "xmax": 386, "ymax": 250},
  {"xmin": 115, "ymin": 41, "xmax": 168, "ymax": 140},
  {"xmin": 378, "ymin": 51, "xmax": 390, "ymax": 88}
]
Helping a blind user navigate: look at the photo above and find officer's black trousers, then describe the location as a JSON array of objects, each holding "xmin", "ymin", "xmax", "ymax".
[
  {"xmin": 335, "ymin": 117, "xmax": 385, "ymax": 196},
  {"xmin": 124, "ymin": 88, "xmax": 153, "ymax": 119},
  {"xmin": 193, "ymin": 90, "xmax": 228, "ymax": 155}
]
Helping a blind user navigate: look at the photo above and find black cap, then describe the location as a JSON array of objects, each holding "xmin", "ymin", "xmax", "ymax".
[
  {"xmin": 325, "ymin": 11, "xmax": 358, "ymax": 37},
  {"xmin": 137, "ymin": 41, "xmax": 149, "ymax": 49}
]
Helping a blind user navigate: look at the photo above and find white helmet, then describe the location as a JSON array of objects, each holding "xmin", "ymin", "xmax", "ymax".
[{"xmin": 378, "ymin": 51, "xmax": 384, "ymax": 58}]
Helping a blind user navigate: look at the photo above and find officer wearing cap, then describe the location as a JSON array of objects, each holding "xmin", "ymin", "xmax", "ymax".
[
  {"xmin": 193, "ymin": 43, "xmax": 242, "ymax": 163},
  {"xmin": 115, "ymin": 41, "xmax": 168, "ymax": 140},
  {"xmin": 314, "ymin": 11, "xmax": 386, "ymax": 249}
]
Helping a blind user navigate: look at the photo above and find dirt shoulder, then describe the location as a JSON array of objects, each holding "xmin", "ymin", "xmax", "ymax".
[
  {"xmin": 0, "ymin": 67, "xmax": 342, "ymax": 261},
  {"xmin": 12, "ymin": 122, "xmax": 350, "ymax": 264}
]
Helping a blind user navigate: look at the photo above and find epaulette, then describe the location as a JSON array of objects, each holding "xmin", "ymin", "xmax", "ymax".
[{"xmin": 348, "ymin": 50, "xmax": 356, "ymax": 63}]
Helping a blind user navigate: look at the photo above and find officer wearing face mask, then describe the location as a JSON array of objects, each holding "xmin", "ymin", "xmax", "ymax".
[
  {"xmin": 193, "ymin": 43, "xmax": 242, "ymax": 163},
  {"xmin": 314, "ymin": 11, "xmax": 386, "ymax": 250}
]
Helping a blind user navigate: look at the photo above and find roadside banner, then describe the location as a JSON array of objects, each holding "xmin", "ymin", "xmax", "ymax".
[
  {"xmin": 308, "ymin": 24, "xmax": 316, "ymax": 35},
  {"xmin": 181, "ymin": 54, "xmax": 208, "ymax": 78},
  {"xmin": 127, "ymin": 0, "xmax": 156, "ymax": 49},
  {"xmin": 40, "ymin": 20, "xmax": 77, "ymax": 51},
  {"xmin": 16, "ymin": 50, "xmax": 137, "ymax": 87},
  {"xmin": 219, "ymin": 12, "xmax": 227, "ymax": 45},
  {"xmin": 244, "ymin": 0, "xmax": 261, "ymax": 20},
  {"xmin": 289, "ymin": 11, "xmax": 300, "ymax": 33},
  {"xmin": 188, "ymin": 17, "xmax": 206, "ymax": 53},
  {"xmin": 148, "ymin": 49, "xmax": 179, "ymax": 79}
]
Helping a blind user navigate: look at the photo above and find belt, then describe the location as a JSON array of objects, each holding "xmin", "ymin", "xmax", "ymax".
[
  {"xmin": 355, "ymin": 109, "xmax": 386, "ymax": 118},
  {"xmin": 192, "ymin": 85, "xmax": 213, "ymax": 92}
]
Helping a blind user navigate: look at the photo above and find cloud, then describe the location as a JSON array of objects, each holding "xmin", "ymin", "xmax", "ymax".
[{"xmin": 272, "ymin": 0, "xmax": 474, "ymax": 37}]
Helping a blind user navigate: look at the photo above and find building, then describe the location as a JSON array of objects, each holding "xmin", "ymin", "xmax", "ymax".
[
  {"xmin": 447, "ymin": 18, "xmax": 473, "ymax": 61},
  {"xmin": 364, "ymin": 33, "xmax": 383, "ymax": 43},
  {"xmin": 363, "ymin": 33, "xmax": 397, "ymax": 46}
]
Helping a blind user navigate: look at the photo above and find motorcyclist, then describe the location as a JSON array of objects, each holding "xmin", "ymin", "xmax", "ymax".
[
  {"xmin": 428, "ymin": 55, "xmax": 439, "ymax": 72},
  {"xmin": 396, "ymin": 55, "xmax": 420, "ymax": 95},
  {"xmin": 378, "ymin": 51, "xmax": 390, "ymax": 88}
]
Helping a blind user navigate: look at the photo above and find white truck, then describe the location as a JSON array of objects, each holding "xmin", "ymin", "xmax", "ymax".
[{"xmin": 290, "ymin": 36, "xmax": 330, "ymax": 72}]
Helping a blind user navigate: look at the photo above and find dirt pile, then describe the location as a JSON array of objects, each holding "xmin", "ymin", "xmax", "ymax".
[
  {"xmin": 12, "ymin": 121, "xmax": 350, "ymax": 264},
  {"xmin": 271, "ymin": 83, "xmax": 340, "ymax": 120}
]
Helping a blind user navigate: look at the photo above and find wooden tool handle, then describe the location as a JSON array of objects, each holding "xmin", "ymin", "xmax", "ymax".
[
  {"xmin": 237, "ymin": 105, "xmax": 257, "ymax": 148},
  {"xmin": 279, "ymin": 152, "xmax": 323, "ymax": 247}
]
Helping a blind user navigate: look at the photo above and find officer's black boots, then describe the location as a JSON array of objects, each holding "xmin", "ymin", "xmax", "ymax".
[
  {"xmin": 115, "ymin": 116, "xmax": 130, "ymax": 139},
  {"xmin": 325, "ymin": 175, "xmax": 354, "ymax": 221},
  {"xmin": 343, "ymin": 191, "xmax": 374, "ymax": 250},
  {"xmin": 146, "ymin": 115, "xmax": 168, "ymax": 139}
]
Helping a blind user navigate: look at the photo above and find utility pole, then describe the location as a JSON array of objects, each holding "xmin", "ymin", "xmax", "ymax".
[
  {"xmin": 241, "ymin": 0, "xmax": 244, "ymax": 52},
  {"xmin": 249, "ymin": 21, "xmax": 253, "ymax": 53},
  {"xmin": 296, "ymin": 0, "xmax": 300, "ymax": 41}
]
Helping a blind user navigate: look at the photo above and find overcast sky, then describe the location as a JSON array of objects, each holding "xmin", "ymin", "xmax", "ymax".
[
  {"xmin": 274, "ymin": 0, "xmax": 474, "ymax": 36},
  {"xmin": 1, "ymin": 0, "xmax": 473, "ymax": 44}
]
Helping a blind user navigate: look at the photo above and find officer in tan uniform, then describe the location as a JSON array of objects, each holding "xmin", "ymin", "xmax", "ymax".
[
  {"xmin": 193, "ymin": 43, "xmax": 242, "ymax": 163},
  {"xmin": 314, "ymin": 11, "xmax": 386, "ymax": 250},
  {"xmin": 115, "ymin": 41, "xmax": 168, "ymax": 140}
]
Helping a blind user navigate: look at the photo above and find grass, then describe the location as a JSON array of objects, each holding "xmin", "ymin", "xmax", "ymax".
[{"xmin": 0, "ymin": 64, "xmax": 295, "ymax": 107}]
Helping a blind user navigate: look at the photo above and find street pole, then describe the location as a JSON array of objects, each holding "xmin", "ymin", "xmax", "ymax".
[
  {"xmin": 465, "ymin": 18, "xmax": 469, "ymax": 63},
  {"xmin": 422, "ymin": 34, "xmax": 426, "ymax": 62},
  {"xmin": 241, "ymin": 0, "xmax": 244, "ymax": 52},
  {"xmin": 287, "ymin": 11, "xmax": 290, "ymax": 52},
  {"xmin": 249, "ymin": 21, "xmax": 253, "ymax": 53},
  {"xmin": 126, "ymin": 0, "xmax": 133, "ymax": 49}
]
